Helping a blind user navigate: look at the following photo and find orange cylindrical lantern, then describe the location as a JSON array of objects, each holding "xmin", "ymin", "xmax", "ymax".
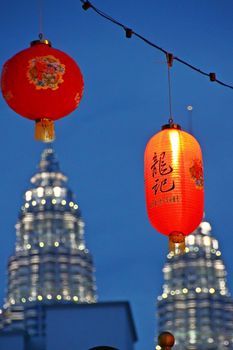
[
  {"xmin": 1, "ymin": 39, "xmax": 84, "ymax": 142},
  {"xmin": 144, "ymin": 123, "xmax": 204, "ymax": 254}
]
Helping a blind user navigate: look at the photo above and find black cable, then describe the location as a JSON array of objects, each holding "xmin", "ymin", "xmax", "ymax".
[{"xmin": 80, "ymin": 0, "xmax": 233, "ymax": 91}]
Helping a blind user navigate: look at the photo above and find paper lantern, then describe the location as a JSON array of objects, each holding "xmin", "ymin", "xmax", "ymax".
[
  {"xmin": 144, "ymin": 123, "xmax": 204, "ymax": 254},
  {"xmin": 1, "ymin": 39, "xmax": 84, "ymax": 142}
]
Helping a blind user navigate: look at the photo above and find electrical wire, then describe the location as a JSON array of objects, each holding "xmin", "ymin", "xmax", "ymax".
[{"xmin": 80, "ymin": 0, "xmax": 233, "ymax": 91}]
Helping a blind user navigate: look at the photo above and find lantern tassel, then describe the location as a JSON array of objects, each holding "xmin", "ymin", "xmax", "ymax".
[
  {"xmin": 35, "ymin": 118, "xmax": 55, "ymax": 143},
  {"xmin": 169, "ymin": 232, "xmax": 185, "ymax": 255}
]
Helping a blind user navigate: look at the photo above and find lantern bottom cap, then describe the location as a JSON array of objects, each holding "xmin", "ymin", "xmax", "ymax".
[
  {"xmin": 169, "ymin": 232, "xmax": 185, "ymax": 256},
  {"xmin": 35, "ymin": 119, "xmax": 55, "ymax": 143}
]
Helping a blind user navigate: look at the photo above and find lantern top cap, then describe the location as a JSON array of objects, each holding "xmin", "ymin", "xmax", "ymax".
[
  {"xmin": 162, "ymin": 123, "xmax": 181, "ymax": 130},
  {"xmin": 30, "ymin": 39, "xmax": 52, "ymax": 47}
]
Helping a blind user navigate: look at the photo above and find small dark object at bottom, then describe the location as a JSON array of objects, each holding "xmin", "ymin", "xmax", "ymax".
[
  {"xmin": 89, "ymin": 347, "xmax": 119, "ymax": 350},
  {"xmin": 158, "ymin": 331, "xmax": 175, "ymax": 349}
]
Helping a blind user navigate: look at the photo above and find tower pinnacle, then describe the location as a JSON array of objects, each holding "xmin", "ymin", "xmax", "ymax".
[{"xmin": 1, "ymin": 147, "xmax": 97, "ymax": 332}]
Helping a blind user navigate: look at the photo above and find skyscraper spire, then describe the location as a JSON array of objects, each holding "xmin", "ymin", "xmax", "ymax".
[
  {"xmin": 1, "ymin": 147, "xmax": 97, "ymax": 331},
  {"xmin": 157, "ymin": 220, "xmax": 233, "ymax": 349}
]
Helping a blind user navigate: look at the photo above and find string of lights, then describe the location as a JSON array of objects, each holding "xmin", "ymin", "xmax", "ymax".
[{"xmin": 80, "ymin": 0, "xmax": 233, "ymax": 91}]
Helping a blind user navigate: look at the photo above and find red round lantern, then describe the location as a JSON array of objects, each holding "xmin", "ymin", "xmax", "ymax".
[
  {"xmin": 144, "ymin": 123, "xmax": 204, "ymax": 254},
  {"xmin": 1, "ymin": 39, "xmax": 84, "ymax": 142}
]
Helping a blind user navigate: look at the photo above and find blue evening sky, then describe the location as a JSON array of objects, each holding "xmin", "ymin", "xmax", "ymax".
[{"xmin": 0, "ymin": 1, "xmax": 233, "ymax": 349}]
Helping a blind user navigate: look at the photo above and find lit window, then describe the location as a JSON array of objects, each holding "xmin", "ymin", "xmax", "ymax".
[
  {"xmin": 213, "ymin": 239, "xmax": 218, "ymax": 250},
  {"xmin": 203, "ymin": 236, "xmax": 211, "ymax": 246},
  {"xmin": 54, "ymin": 186, "xmax": 62, "ymax": 197},
  {"xmin": 215, "ymin": 261, "xmax": 224, "ymax": 270},
  {"xmin": 187, "ymin": 235, "xmax": 195, "ymax": 245},
  {"xmin": 45, "ymin": 187, "xmax": 53, "ymax": 195},
  {"xmin": 37, "ymin": 187, "xmax": 44, "ymax": 197},
  {"xmin": 200, "ymin": 221, "xmax": 211, "ymax": 234},
  {"xmin": 79, "ymin": 221, "xmax": 85, "ymax": 228},
  {"xmin": 25, "ymin": 191, "xmax": 32, "ymax": 201}
]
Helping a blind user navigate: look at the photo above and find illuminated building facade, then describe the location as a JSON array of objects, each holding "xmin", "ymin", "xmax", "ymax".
[
  {"xmin": 157, "ymin": 221, "xmax": 233, "ymax": 349},
  {"xmin": 0, "ymin": 147, "xmax": 137, "ymax": 349},
  {"xmin": 0, "ymin": 147, "xmax": 97, "ymax": 332}
]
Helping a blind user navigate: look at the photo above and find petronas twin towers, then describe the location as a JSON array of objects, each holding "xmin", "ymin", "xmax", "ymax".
[
  {"xmin": 0, "ymin": 147, "xmax": 96, "ymax": 332},
  {"xmin": 0, "ymin": 146, "xmax": 233, "ymax": 349},
  {"xmin": 157, "ymin": 221, "xmax": 233, "ymax": 349}
]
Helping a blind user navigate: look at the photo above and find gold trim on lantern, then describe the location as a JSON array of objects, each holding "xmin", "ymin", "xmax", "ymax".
[
  {"xmin": 169, "ymin": 232, "xmax": 185, "ymax": 255},
  {"xmin": 35, "ymin": 119, "xmax": 55, "ymax": 143},
  {"xmin": 30, "ymin": 39, "xmax": 52, "ymax": 47},
  {"xmin": 162, "ymin": 123, "xmax": 181, "ymax": 130}
]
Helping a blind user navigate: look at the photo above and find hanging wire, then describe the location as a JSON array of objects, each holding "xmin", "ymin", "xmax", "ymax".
[
  {"xmin": 38, "ymin": 0, "xmax": 44, "ymax": 39},
  {"xmin": 80, "ymin": 0, "xmax": 233, "ymax": 91},
  {"xmin": 166, "ymin": 54, "xmax": 174, "ymax": 124}
]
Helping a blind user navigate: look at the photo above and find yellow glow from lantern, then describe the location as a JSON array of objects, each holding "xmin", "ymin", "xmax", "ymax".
[{"xmin": 169, "ymin": 130, "xmax": 180, "ymax": 167}]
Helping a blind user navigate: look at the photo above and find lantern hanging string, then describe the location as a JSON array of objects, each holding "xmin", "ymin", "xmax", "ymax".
[
  {"xmin": 80, "ymin": 0, "xmax": 233, "ymax": 91},
  {"xmin": 38, "ymin": 0, "xmax": 44, "ymax": 39},
  {"xmin": 166, "ymin": 53, "xmax": 174, "ymax": 125}
]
